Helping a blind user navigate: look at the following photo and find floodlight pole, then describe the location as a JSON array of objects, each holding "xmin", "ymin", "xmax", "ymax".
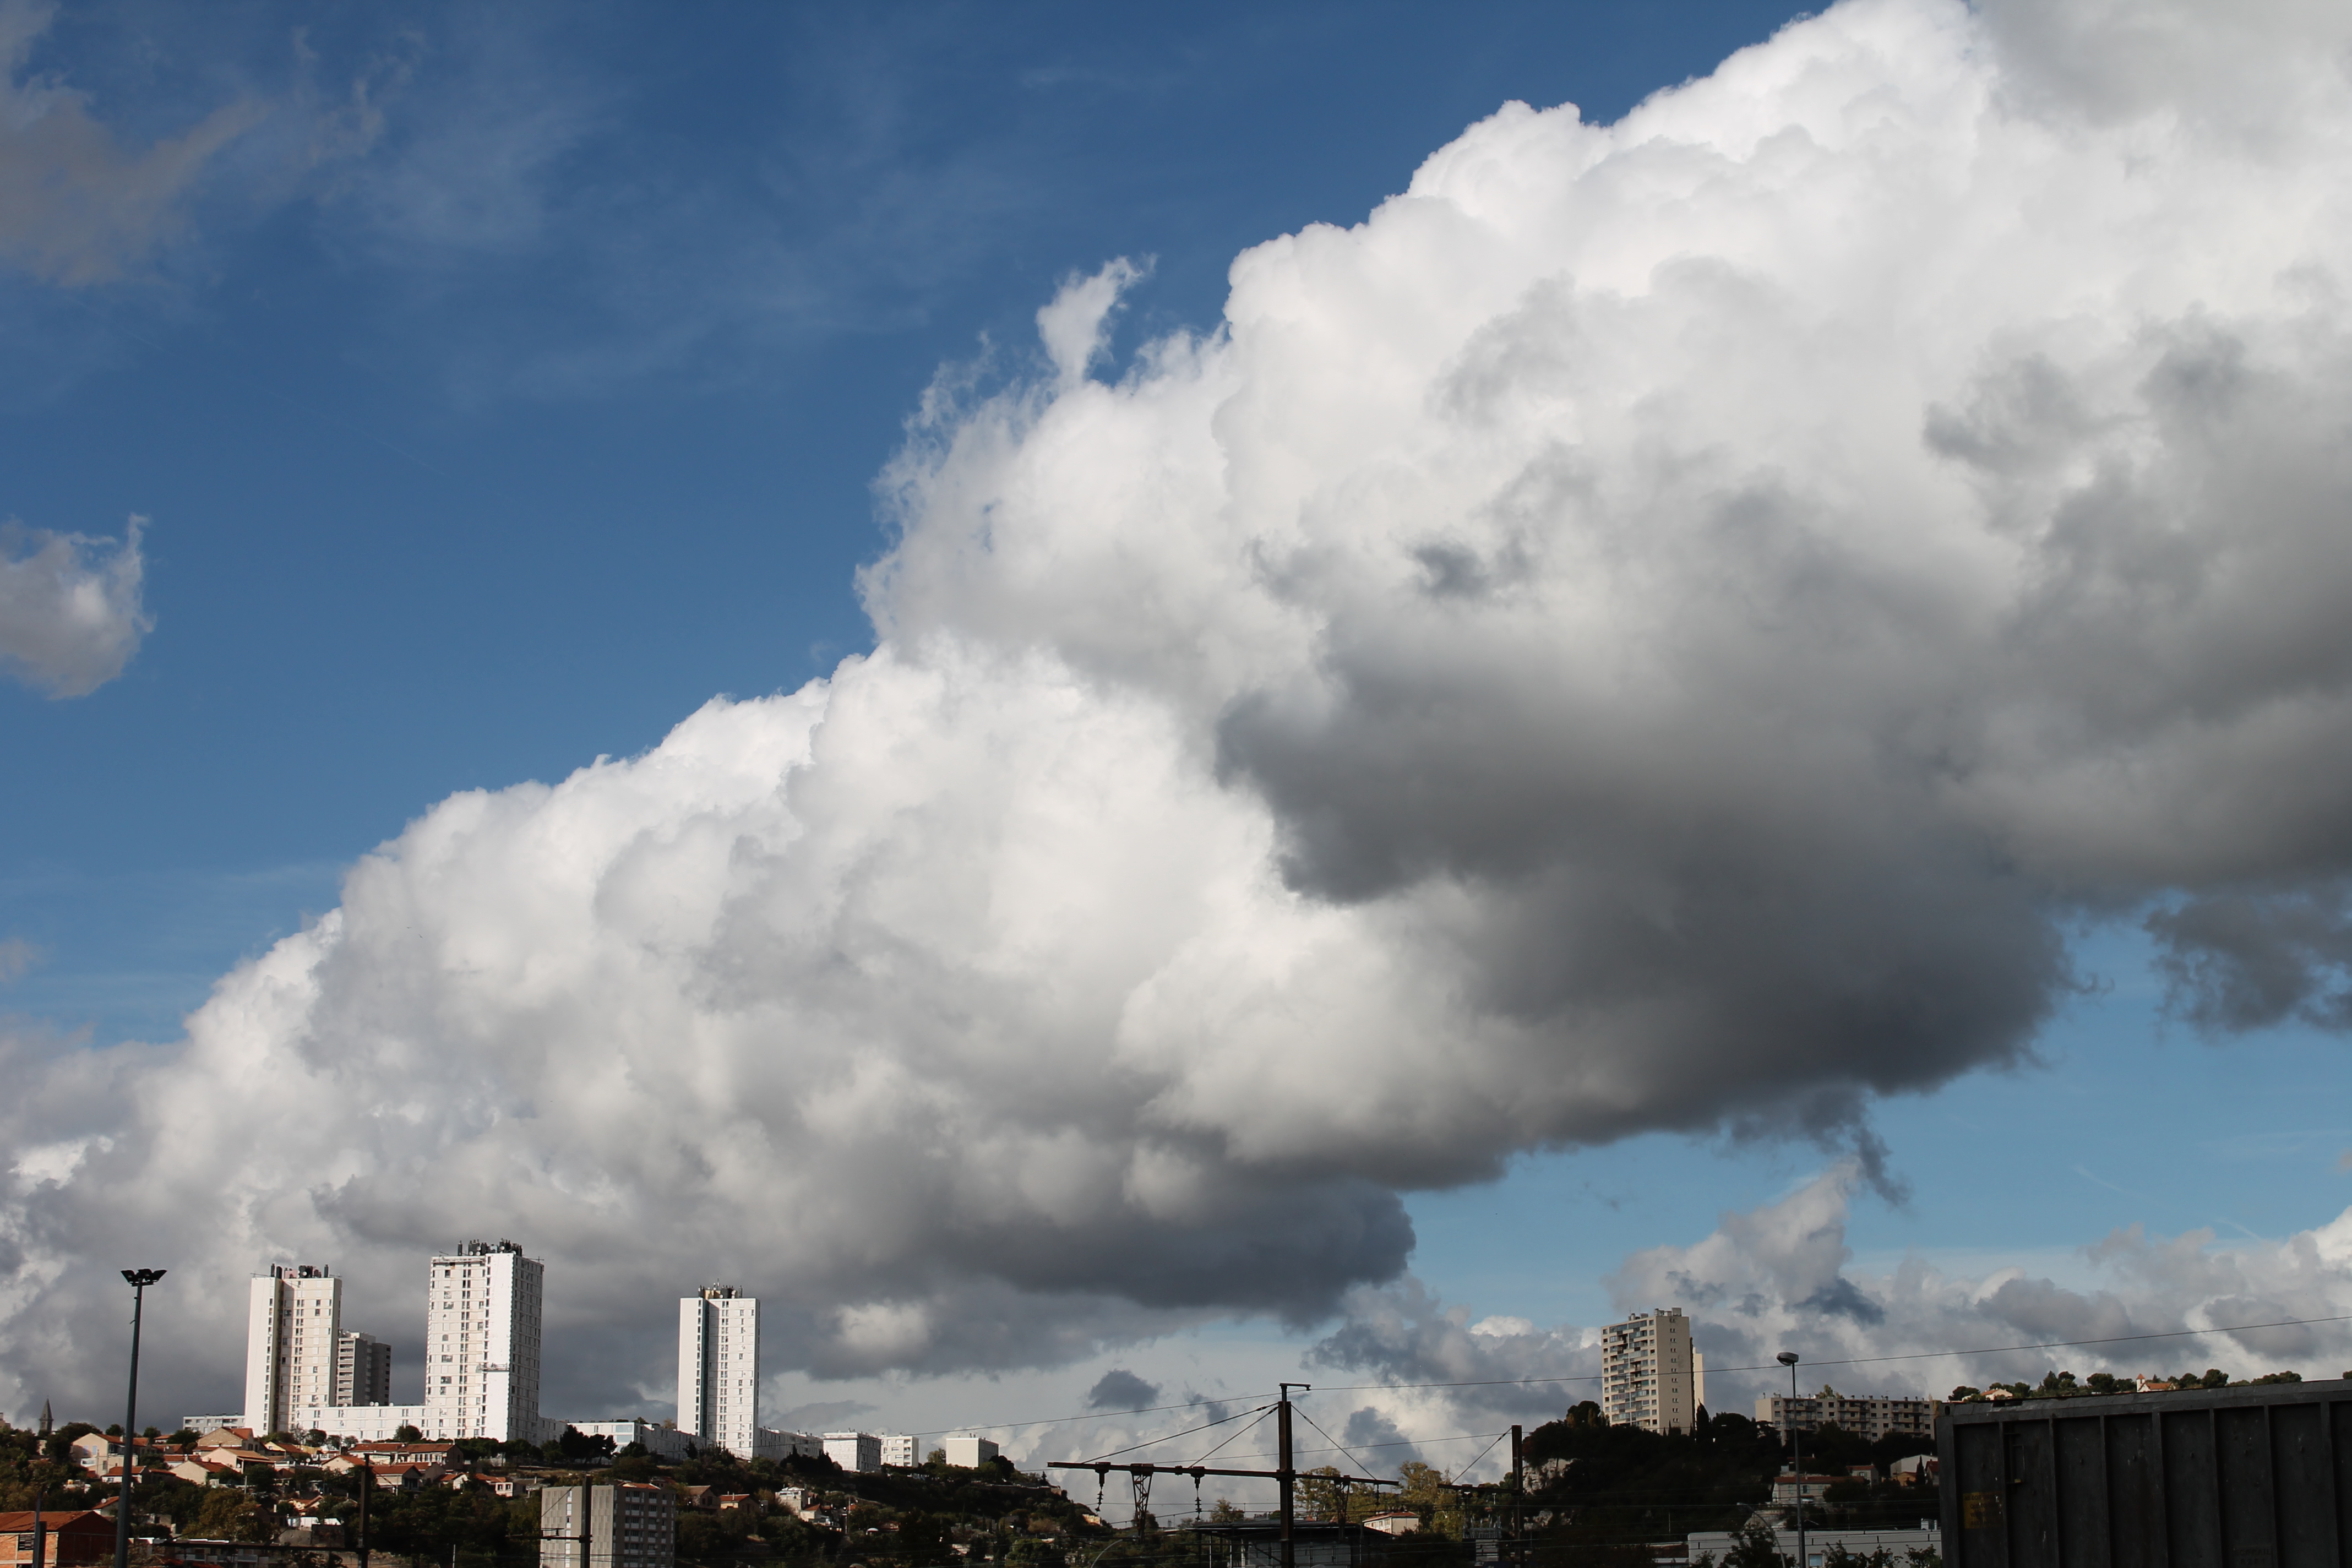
[
  {"xmin": 116, "ymin": 1269, "xmax": 167, "ymax": 1568},
  {"xmin": 1778, "ymin": 1351, "xmax": 1805, "ymax": 1568}
]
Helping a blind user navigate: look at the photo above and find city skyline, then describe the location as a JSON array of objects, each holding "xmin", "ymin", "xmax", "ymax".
[{"xmin": 6, "ymin": 0, "xmax": 2352, "ymax": 1486}]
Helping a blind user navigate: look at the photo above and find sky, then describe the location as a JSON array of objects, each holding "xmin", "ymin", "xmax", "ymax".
[{"xmin": 7, "ymin": 0, "xmax": 2352, "ymax": 1499}]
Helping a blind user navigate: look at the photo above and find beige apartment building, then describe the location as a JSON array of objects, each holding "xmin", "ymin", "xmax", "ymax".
[
  {"xmin": 1600, "ymin": 1307, "xmax": 1706, "ymax": 1434},
  {"xmin": 1755, "ymin": 1389, "xmax": 1937, "ymax": 1440}
]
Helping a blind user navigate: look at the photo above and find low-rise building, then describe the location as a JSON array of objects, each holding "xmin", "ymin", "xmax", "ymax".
[
  {"xmin": 943, "ymin": 1436, "xmax": 998, "ymax": 1468},
  {"xmin": 1770, "ymin": 1471, "xmax": 1843, "ymax": 1508},
  {"xmin": 0, "ymin": 1510, "xmax": 113, "ymax": 1566},
  {"xmin": 567, "ymin": 1419, "xmax": 692, "ymax": 1462},
  {"xmin": 754, "ymin": 1428, "xmax": 819, "ymax": 1462},
  {"xmin": 823, "ymin": 1433, "xmax": 880, "ymax": 1473},
  {"xmin": 1687, "ymin": 1524, "xmax": 1941, "ymax": 1562},
  {"xmin": 1754, "ymin": 1388, "xmax": 1937, "ymax": 1441}
]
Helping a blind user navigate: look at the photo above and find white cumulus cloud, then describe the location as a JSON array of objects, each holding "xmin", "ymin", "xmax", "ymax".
[
  {"xmin": 11, "ymin": 0, "xmax": 2352, "ymax": 1422},
  {"xmin": 1305, "ymin": 1170, "xmax": 2352, "ymax": 1470}
]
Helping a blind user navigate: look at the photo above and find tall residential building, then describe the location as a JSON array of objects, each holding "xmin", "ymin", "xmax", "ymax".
[
  {"xmin": 423, "ymin": 1239, "xmax": 546, "ymax": 1441},
  {"xmin": 878, "ymin": 1434, "xmax": 919, "ymax": 1468},
  {"xmin": 1600, "ymin": 1307, "xmax": 1706, "ymax": 1435},
  {"xmin": 336, "ymin": 1332, "xmax": 392, "ymax": 1407},
  {"xmin": 541, "ymin": 1481, "xmax": 676, "ymax": 1568},
  {"xmin": 291, "ymin": 1238, "xmax": 551, "ymax": 1444},
  {"xmin": 1755, "ymin": 1389, "xmax": 1937, "ymax": 1441},
  {"xmin": 244, "ymin": 1265, "xmax": 342, "ymax": 1438},
  {"xmin": 677, "ymin": 1287, "xmax": 760, "ymax": 1458}
]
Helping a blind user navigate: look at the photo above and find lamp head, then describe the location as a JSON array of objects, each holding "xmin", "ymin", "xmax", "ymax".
[
  {"xmin": 121, "ymin": 1269, "xmax": 167, "ymax": 1287},
  {"xmin": 1777, "ymin": 1351, "xmax": 1800, "ymax": 1367}
]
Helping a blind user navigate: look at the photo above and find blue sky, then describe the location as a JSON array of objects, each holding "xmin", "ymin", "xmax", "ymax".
[
  {"xmin": 4, "ymin": 0, "xmax": 1814, "ymax": 1034},
  {"xmin": 8, "ymin": 0, "xmax": 2352, "ymax": 1449}
]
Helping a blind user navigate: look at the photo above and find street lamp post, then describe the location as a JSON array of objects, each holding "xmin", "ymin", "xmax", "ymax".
[
  {"xmin": 1777, "ymin": 1351, "xmax": 1805, "ymax": 1568},
  {"xmin": 115, "ymin": 1269, "xmax": 166, "ymax": 1568}
]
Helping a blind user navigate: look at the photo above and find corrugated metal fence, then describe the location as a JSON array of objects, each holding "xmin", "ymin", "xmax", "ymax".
[{"xmin": 1939, "ymin": 1379, "xmax": 2352, "ymax": 1566}]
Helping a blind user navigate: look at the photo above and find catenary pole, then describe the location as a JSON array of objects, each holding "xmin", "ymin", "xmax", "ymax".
[{"xmin": 1277, "ymin": 1384, "xmax": 1305, "ymax": 1568}]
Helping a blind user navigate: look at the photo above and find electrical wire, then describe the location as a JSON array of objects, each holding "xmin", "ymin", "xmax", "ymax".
[
  {"xmin": 910, "ymin": 1392, "xmax": 1278, "ymax": 1439},
  {"xmin": 1290, "ymin": 1407, "xmax": 1382, "ymax": 1481},
  {"xmin": 1079, "ymin": 1402, "xmax": 1271, "ymax": 1463},
  {"xmin": 1189, "ymin": 1406, "xmax": 1275, "ymax": 1467}
]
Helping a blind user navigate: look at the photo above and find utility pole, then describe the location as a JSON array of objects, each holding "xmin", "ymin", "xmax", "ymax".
[
  {"xmin": 356, "ymin": 1454, "xmax": 371, "ymax": 1568},
  {"xmin": 1509, "ymin": 1425, "xmax": 1522, "ymax": 1551},
  {"xmin": 115, "ymin": 1268, "xmax": 166, "ymax": 1568},
  {"xmin": 1277, "ymin": 1383, "xmax": 1304, "ymax": 1568}
]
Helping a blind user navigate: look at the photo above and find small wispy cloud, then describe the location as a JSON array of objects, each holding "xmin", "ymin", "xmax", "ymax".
[
  {"xmin": 0, "ymin": 516, "xmax": 150, "ymax": 697},
  {"xmin": 0, "ymin": 937, "xmax": 39, "ymax": 984},
  {"xmin": 0, "ymin": 0, "xmax": 261, "ymax": 285}
]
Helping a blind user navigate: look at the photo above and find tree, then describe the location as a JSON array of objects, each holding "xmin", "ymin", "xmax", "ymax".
[
  {"xmin": 899, "ymin": 1511, "xmax": 956, "ymax": 1563},
  {"xmin": 193, "ymin": 1489, "xmax": 274, "ymax": 1543},
  {"xmin": 1210, "ymin": 1499, "xmax": 1245, "ymax": 1523},
  {"xmin": 1297, "ymin": 1465, "xmax": 1356, "ymax": 1523},
  {"xmin": 1693, "ymin": 1518, "xmax": 1787, "ymax": 1568},
  {"xmin": 554, "ymin": 1427, "xmax": 617, "ymax": 1463},
  {"xmin": 1396, "ymin": 1462, "xmax": 1462, "ymax": 1539},
  {"xmin": 395, "ymin": 1425, "xmax": 424, "ymax": 1442}
]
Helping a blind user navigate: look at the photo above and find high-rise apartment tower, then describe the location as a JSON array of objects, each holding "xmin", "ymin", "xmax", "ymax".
[
  {"xmin": 423, "ymin": 1239, "xmax": 545, "ymax": 1440},
  {"xmin": 677, "ymin": 1287, "xmax": 759, "ymax": 1457},
  {"xmin": 244, "ymin": 1264, "xmax": 342, "ymax": 1438},
  {"xmin": 1599, "ymin": 1306, "xmax": 1706, "ymax": 1434},
  {"xmin": 288, "ymin": 1238, "xmax": 548, "ymax": 1444}
]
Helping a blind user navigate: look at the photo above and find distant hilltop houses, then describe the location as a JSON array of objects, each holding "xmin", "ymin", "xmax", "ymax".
[{"xmin": 192, "ymin": 1239, "xmax": 958, "ymax": 1470}]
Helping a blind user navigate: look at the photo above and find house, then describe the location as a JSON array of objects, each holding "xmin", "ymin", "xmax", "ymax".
[
  {"xmin": 1769, "ymin": 1472, "xmax": 1843, "ymax": 1507},
  {"xmin": 193, "ymin": 1429, "xmax": 254, "ymax": 1452},
  {"xmin": 163, "ymin": 1458, "xmax": 237, "ymax": 1487},
  {"xmin": 0, "ymin": 1510, "xmax": 115, "ymax": 1566},
  {"xmin": 715, "ymin": 1495, "xmax": 759, "ymax": 1515},
  {"xmin": 1888, "ymin": 1455, "xmax": 1939, "ymax": 1487},
  {"xmin": 372, "ymin": 1462, "xmax": 449, "ymax": 1491},
  {"xmin": 1361, "ymin": 1513, "xmax": 1420, "ymax": 1537}
]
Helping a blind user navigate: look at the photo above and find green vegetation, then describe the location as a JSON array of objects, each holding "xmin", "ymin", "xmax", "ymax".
[{"xmin": 1947, "ymin": 1365, "xmax": 2313, "ymax": 1402}]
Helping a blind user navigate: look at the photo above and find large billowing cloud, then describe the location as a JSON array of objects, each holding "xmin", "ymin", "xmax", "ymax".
[
  {"xmin": 0, "ymin": 516, "xmax": 148, "ymax": 696},
  {"xmin": 10, "ymin": 0, "xmax": 2352, "ymax": 1419}
]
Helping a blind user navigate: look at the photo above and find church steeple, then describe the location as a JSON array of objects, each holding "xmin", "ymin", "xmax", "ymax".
[{"xmin": 40, "ymin": 1398, "xmax": 53, "ymax": 1436}]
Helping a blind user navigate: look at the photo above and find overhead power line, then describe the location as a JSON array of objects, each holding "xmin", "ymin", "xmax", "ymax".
[
  {"xmin": 1308, "ymin": 1309, "xmax": 2352, "ymax": 1396},
  {"xmin": 913, "ymin": 1308, "xmax": 2352, "ymax": 1462}
]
